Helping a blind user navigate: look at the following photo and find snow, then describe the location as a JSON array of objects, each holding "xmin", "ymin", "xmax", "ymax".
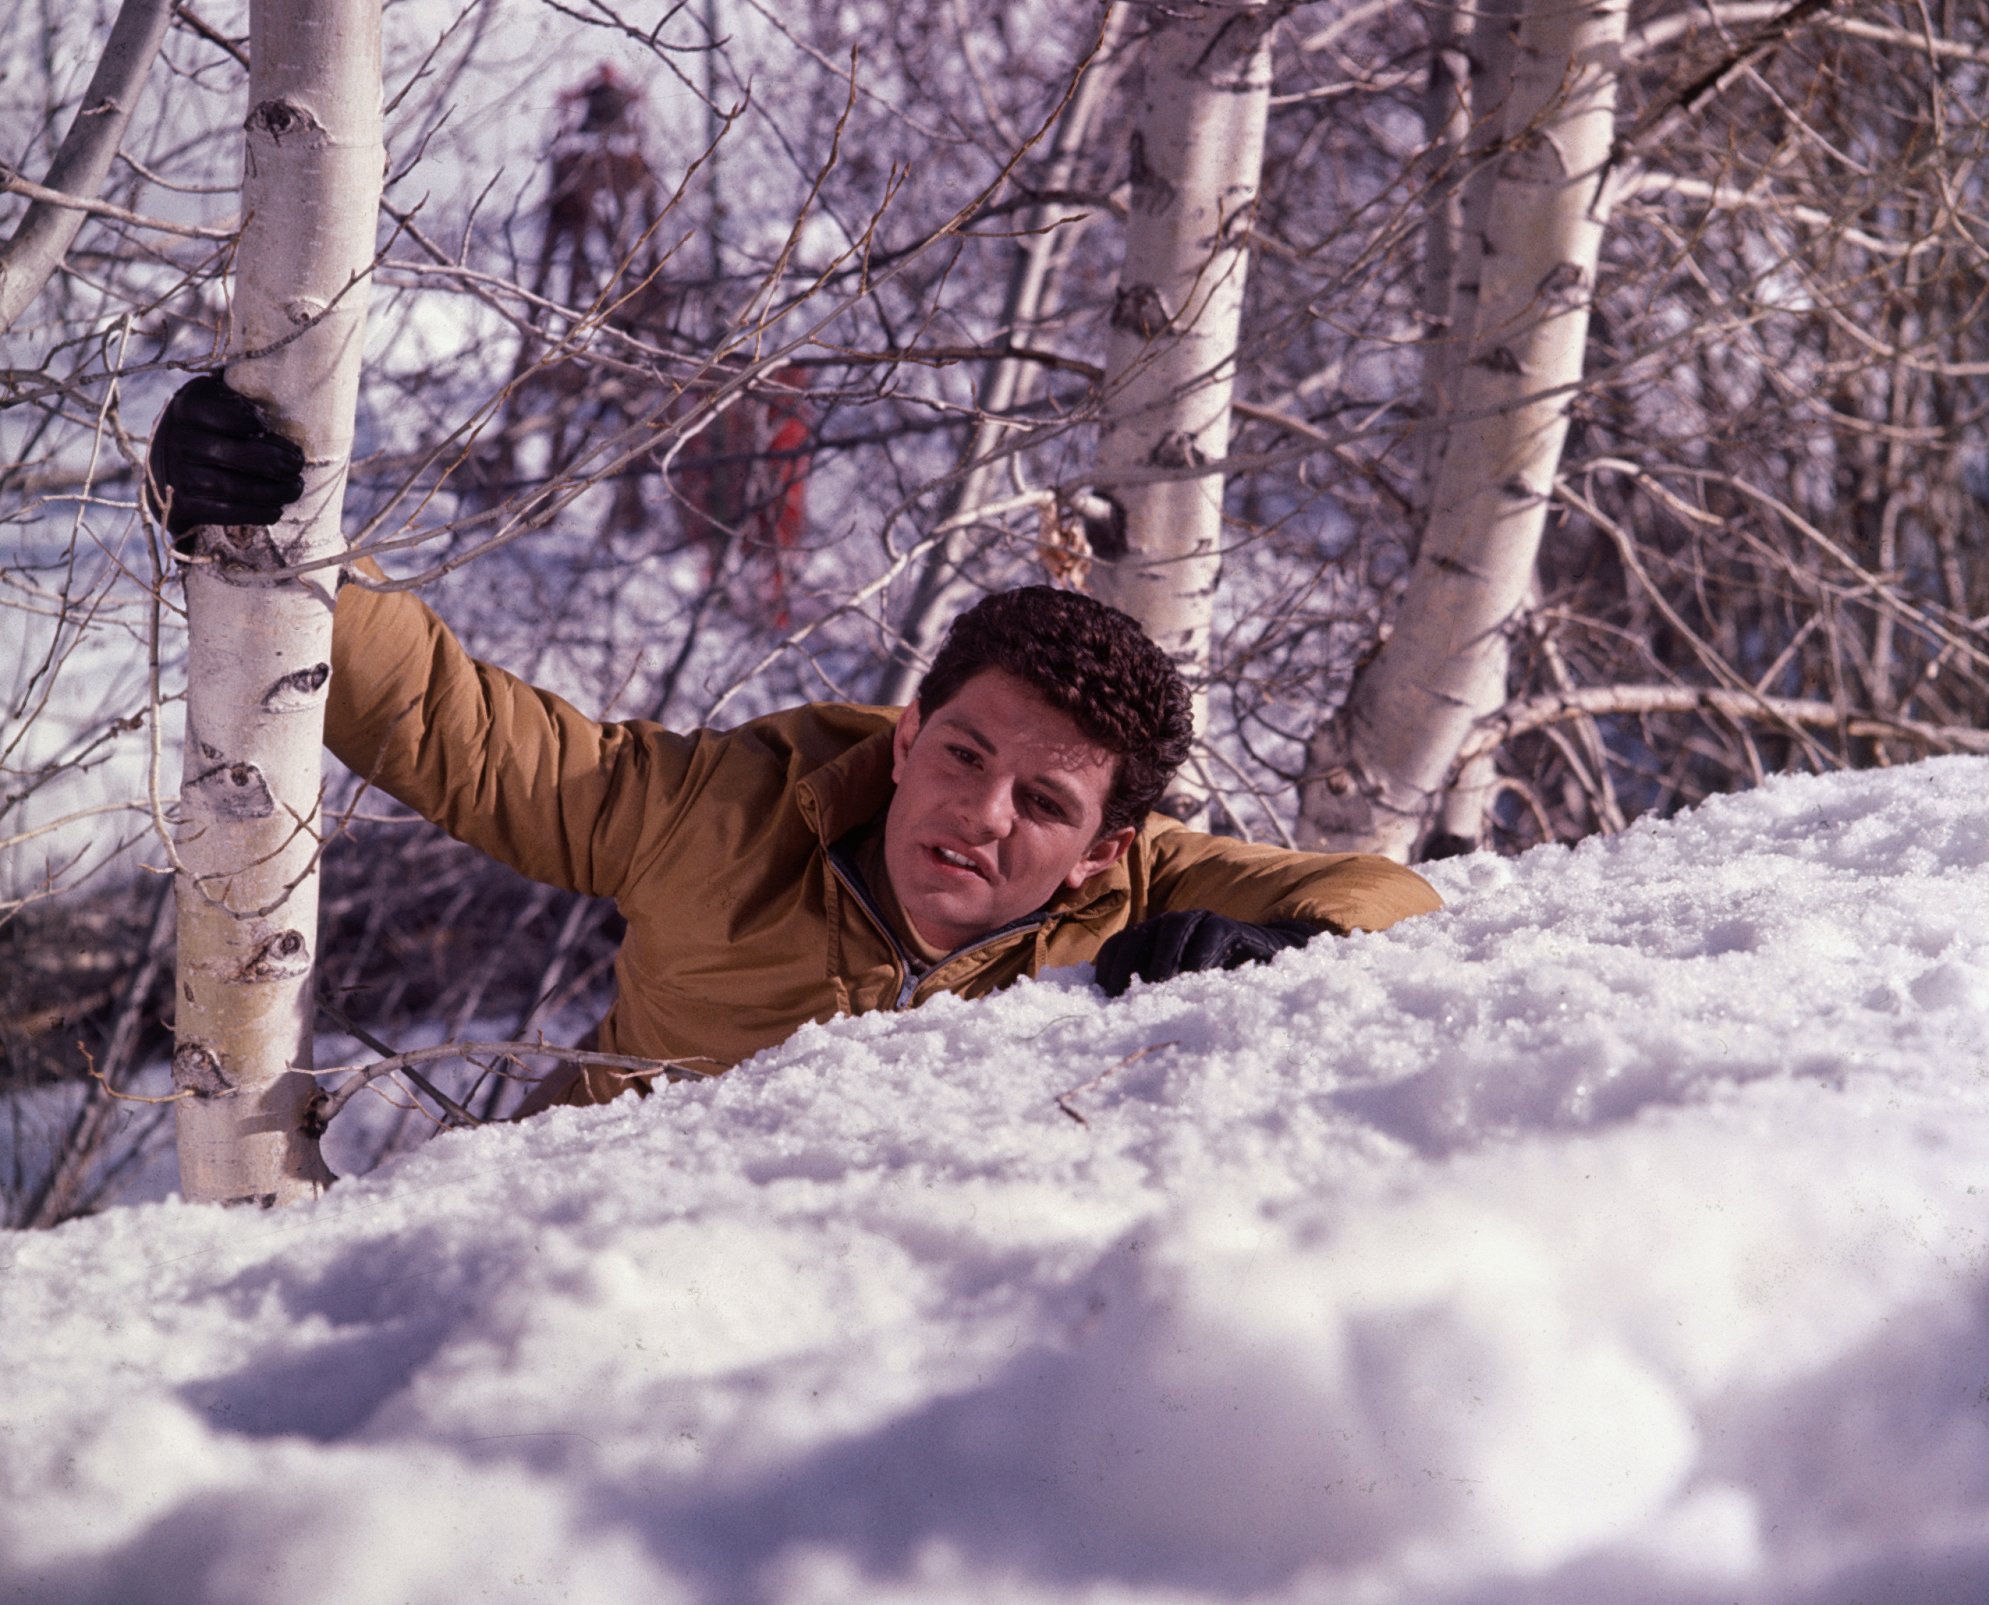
[{"xmin": 5, "ymin": 757, "xmax": 1989, "ymax": 1604}]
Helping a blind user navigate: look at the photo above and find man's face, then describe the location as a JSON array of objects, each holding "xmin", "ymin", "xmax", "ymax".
[{"xmin": 884, "ymin": 668, "xmax": 1135, "ymax": 952}]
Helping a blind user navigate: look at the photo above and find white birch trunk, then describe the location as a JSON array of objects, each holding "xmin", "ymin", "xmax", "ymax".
[
  {"xmin": 1414, "ymin": 2, "xmax": 1473, "ymax": 480},
  {"xmin": 1418, "ymin": 0, "xmax": 1519, "ymax": 486},
  {"xmin": 1426, "ymin": 0, "xmax": 1523, "ymax": 849},
  {"xmin": 172, "ymin": 0, "xmax": 383, "ymax": 1205},
  {"xmin": 1298, "ymin": 0, "xmax": 1626, "ymax": 859},
  {"xmin": 0, "ymin": 0, "xmax": 173, "ymax": 332},
  {"xmin": 1089, "ymin": 0, "xmax": 1280, "ymax": 787}
]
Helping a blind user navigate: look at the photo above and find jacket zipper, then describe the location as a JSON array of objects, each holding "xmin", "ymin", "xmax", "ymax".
[{"xmin": 826, "ymin": 845, "xmax": 1046, "ymax": 1009}]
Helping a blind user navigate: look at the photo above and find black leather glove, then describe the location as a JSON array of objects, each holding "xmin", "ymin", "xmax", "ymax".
[
  {"xmin": 147, "ymin": 374, "xmax": 305, "ymax": 543},
  {"xmin": 1093, "ymin": 910, "xmax": 1325, "ymax": 997}
]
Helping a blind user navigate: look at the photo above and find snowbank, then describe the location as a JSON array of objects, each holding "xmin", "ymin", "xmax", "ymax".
[{"xmin": 5, "ymin": 759, "xmax": 1988, "ymax": 1603}]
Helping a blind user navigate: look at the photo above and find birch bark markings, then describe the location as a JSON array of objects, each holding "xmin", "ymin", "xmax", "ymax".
[
  {"xmin": 1418, "ymin": 0, "xmax": 1519, "ymax": 487},
  {"xmin": 172, "ymin": 0, "xmax": 383, "ymax": 1205},
  {"xmin": 1413, "ymin": 0, "xmax": 1514, "ymax": 850},
  {"xmin": 1299, "ymin": 0, "xmax": 1627, "ymax": 859},
  {"xmin": 1090, "ymin": 1, "xmax": 1282, "ymax": 761}
]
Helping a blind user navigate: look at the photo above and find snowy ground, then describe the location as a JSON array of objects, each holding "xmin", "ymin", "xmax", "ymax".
[{"xmin": 4, "ymin": 757, "xmax": 1988, "ymax": 1605}]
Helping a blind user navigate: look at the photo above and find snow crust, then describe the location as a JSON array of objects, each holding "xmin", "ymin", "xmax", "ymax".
[{"xmin": 5, "ymin": 758, "xmax": 1988, "ymax": 1603}]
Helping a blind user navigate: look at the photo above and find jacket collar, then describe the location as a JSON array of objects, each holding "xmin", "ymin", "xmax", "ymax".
[
  {"xmin": 795, "ymin": 723, "xmax": 898, "ymax": 845},
  {"xmin": 794, "ymin": 721, "xmax": 1130, "ymax": 927}
]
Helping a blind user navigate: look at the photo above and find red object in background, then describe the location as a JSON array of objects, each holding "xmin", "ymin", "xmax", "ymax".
[
  {"xmin": 502, "ymin": 65, "xmax": 816, "ymax": 626},
  {"xmin": 674, "ymin": 364, "xmax": 813, "ymax": 626}
]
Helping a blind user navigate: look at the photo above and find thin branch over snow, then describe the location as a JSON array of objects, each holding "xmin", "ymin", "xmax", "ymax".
[{"xmin": 312, "ymin": 1039, "xmax": 720, "ymax": 1127}]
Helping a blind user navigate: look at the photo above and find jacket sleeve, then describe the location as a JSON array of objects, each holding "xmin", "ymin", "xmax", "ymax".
[
  {"xmin": 1138, "ymin": 817, "xmax": 1443, "ymax": 933},
  {"xmin": 324, "ymin": 565, "xmax": 695, "ymax": 900}
]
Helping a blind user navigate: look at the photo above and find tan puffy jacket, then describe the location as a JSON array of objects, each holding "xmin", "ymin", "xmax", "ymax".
[{"xmin": 325, "ymin": 576, "xmax": 1442, "ymax": 1106}]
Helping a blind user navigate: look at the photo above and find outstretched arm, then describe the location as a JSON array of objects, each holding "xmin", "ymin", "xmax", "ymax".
[
  {"xmin": 324, "ymin": 572, "xmax": 696, "ymax": 899},
  {"xmin": 150, "ymin": 374, "xmax": 694, "ymax": 901}
]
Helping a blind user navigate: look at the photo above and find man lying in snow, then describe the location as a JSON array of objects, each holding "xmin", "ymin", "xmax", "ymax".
[{"xmin": 150, "ymin": 377, "xmax": 1441, "ymax": 1113}]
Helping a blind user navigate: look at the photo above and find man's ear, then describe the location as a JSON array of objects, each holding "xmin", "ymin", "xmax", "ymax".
[
  {"xmin": 1065, "ymin": 824, "xmax": 1135, "ymax": 889},
  {"xmin": 891, "ymin": 701, "xmax": 922, "ymax": 782}
]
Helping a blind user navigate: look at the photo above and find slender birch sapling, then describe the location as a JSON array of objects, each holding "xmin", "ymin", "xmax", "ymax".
[
  {"xmin": 1090, "ymin": 0, "xmax": 1283, "ymax": 800},
  {"xmin": 1299, "ymin": 0, "xmax": 1628, "ymax": 859},
  {"xmin": 171, "ymin": 0, "xmax": 383, "ymax": 1205}
]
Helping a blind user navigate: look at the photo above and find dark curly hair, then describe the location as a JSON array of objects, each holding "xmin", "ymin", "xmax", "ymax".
[{"xmin": 915, "ymin": 586, "xmax": 1194, "ymax": 834}]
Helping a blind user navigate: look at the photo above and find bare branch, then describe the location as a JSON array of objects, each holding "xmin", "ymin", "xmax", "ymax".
[
  {"xmin": 0, "ymin": 0, "xmax": 177, "ymax": 331},
  {"xmin": 1461, "ymin": 685, "xmax": 1989, "ymax": 765},
  {"xmin": 0, "ymin": 166, "xmax": 239, "ymax": 243},
  {"xmin": 313, "ymin": 1039, "xmax": 721, "ymax": 1126}
]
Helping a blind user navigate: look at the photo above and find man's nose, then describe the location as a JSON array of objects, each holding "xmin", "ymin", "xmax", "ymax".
[{"xmin": 955, "ymin": 776, "xmax": 1014, "ymax": 840}]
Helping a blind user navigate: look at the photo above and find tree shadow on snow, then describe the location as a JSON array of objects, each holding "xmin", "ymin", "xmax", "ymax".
[
  {"xmin": 172, "ymin": 1226, "xmax": 485, "ymax": 1443},
  {"xmin": 597, "ymin": 1328, "xmax": 1412, "ymax": 1601}
]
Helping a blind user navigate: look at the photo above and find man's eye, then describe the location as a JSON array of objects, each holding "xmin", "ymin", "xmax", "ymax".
[
  {"xmin": 948, "ymin": 745, "xmax": 979, "ymax": 766},
  {"xmin": 1028, "ymin": 792, "xmax": 1065, "ymax": 821}
]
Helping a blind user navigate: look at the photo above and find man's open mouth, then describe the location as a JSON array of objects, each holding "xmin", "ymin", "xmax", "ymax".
[{"xmin": 931, "ymin": 845, "xmax": 986, "ymax": 879}]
